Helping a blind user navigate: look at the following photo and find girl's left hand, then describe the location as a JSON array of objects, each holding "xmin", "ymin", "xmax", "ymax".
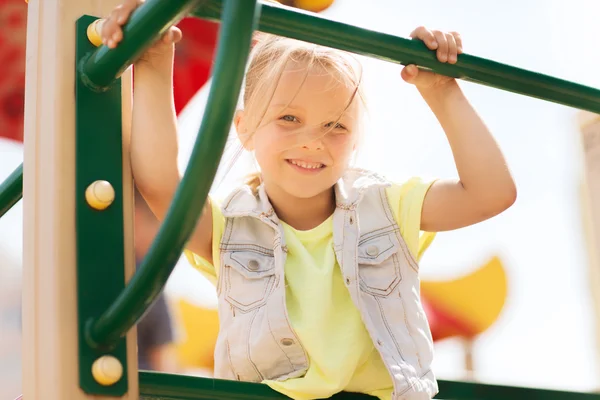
[{"xmin": 401, "ymin": 26, "xmax": 463, "ymax": 91}]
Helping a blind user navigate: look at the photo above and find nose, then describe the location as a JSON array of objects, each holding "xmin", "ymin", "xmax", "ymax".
[
  {"xmin": 302, "ymin": 138, "xmax": 324, "ymax": 151},
  {"xmin": 300, "ymin": 128, "xmax": 325, "ymax": 151}
]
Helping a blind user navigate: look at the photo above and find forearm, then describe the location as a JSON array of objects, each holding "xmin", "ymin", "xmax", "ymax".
[
  {"xmin": 420, "ymin": 81, "xmax": 516, "ymax": 203},
  {"xmin": 130, "ymin": 59, "xmax": 181, "ymax": 217}
]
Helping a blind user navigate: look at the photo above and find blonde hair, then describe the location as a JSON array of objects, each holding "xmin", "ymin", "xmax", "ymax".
[{"xmin": 238, "ymin": 32, "xmax": 366, "ymax": 192}]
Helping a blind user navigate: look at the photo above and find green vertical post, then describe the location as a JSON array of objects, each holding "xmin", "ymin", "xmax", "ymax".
[{"xmin": 75, "ymin": 15, "xmax": 128, "ymax": 396}]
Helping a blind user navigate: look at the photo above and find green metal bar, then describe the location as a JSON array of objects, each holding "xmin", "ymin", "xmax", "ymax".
[
  {"xmin": 137, "ymin": 372, "xmax": 600, "ymax": 400},
  {"xmin": 138, "ymin": 371, "xmax": 374, "ymax": 399},
  {"xmin": 80, "ymin": 0, "xmax": 204, "ymax": 90},
  {"xmin": 0, "ymin": 164, "xmax": 23, "ymax": 219},
  {"xmin": 194, "ymin": 0, "xmax": 600, "ymax": 114},
  {"xmin": 75, "ymin": 15, "xmax": 128, "ymax": 395},
  {"xmin": 86, "ymin": 0, "xmax": 259, "ymax": 348},
  {"xmin": 436, "ymin": 379, "xmax": 600, "ymax": 400}
]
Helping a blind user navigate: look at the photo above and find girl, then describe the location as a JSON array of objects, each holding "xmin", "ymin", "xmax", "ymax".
[{"xmin": 101, "ymin": 1, "xmax": 517, "ymax": 399}]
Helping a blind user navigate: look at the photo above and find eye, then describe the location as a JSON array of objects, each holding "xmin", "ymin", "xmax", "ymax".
[
  {"xmin": 280, "ymin": 115, "xmax": 299, "ymax": 123},
  {"xmin": 325, "ymin": 121, "xmax": 347, "ymax": 130}
]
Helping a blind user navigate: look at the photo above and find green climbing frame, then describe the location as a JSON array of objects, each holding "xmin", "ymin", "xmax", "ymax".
[
  {"xmin": 0, "ymin": 163, "xmax": 22, "ymax": 219},
  {"xmin": 1, "ymin": 0, "xmax": 600, "ymax": 398}
]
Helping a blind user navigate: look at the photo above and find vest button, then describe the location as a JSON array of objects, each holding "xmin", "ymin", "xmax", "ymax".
[
  {"xmin": 366, "ymin": 245, "xmax": 379, "ymax": 256},
  {"xmin": 280, "ymin": 338, "xmax": 294, "ymax": 346},
  {"xmin": 248, "ymin": 260, "xmax": 259, "ymax": 270}
]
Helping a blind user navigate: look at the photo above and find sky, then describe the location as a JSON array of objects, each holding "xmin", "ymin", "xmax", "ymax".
[{"xmin": 2, "ymin": 0, "xmax": 600, "ymax": 395}]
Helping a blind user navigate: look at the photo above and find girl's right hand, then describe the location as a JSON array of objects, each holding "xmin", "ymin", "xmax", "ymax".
[{"xmin": 100, "ymin": 0, "xmax": 183, "ymax": 66}]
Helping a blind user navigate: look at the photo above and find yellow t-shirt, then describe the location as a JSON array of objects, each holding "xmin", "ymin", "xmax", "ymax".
[{"xmin": 185, "ymin": 177, "xmax": 435, "ymax": 400}]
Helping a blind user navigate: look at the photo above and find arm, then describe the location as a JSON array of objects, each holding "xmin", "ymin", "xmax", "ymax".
[
  {"xmin": 102, "ymin": 0, "xmax": 214, "ymax": 261},
  {"xmin": 402, "ymin": 27, "xmax": 517, "ymax": 232},
  {"xmin": 419, "ymin": 81, "xmax": 516, "ymax": 232},
  {"xmin": 131, "ymin": 61, "xmax": 214, "ymax": 262}
]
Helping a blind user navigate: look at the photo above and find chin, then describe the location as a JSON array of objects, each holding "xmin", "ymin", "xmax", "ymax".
[
  {"xmin": 286, "ymin": 187, "xmax": 330, "ymax": 199},
  {"xmin": 280, "ymin": 178, "xmax": 337, "ymax": 200}
]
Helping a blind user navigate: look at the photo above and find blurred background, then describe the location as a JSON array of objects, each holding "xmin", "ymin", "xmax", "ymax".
[{"xmin": 2, "ymin": 0, "xmax": 600, "ymax": 398}]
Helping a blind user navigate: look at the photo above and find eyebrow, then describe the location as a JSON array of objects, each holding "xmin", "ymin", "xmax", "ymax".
[{"xmin": 269, "ymin": 104, "xmax": 306, "ymax": 111}]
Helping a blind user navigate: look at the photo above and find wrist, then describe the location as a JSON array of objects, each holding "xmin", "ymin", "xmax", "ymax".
[
  {"xmin": 133, "ymin": 47, "xmax": 175, "ymax": 74},
  {"xmin": 418, "ymin": 79, "xmax": 461, "ymax": 103},
  {"xmin": 134, "ymin": 60, "xmax": 173, "ymax": 86}
]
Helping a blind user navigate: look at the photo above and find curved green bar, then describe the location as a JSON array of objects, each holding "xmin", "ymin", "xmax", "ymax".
[
  {"xmin": 80, "ymin": 0, "xmax": 203, "ymax": 90},
  {"xmin": 194, "ymin": 0, "xmax": 600, "ymax": 114},
  {"xmin": 0, "ymin": 163, "xmax": 23, "ymax": 219},
  {"xmin": 86, "ymin": 0, "xmax": 260, "ymax": 348}
]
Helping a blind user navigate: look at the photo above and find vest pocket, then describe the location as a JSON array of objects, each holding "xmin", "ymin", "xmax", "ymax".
[
  {"xmin": 222, "ymin": 250, "xmax": 276, "ymax": 312},
  {"xmin": 357, "ymin": 232, "xmax": 402, "ymax": 296}
]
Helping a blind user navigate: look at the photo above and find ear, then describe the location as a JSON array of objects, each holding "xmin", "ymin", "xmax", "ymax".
[{"xmin": 234, "ymin": 110, "xmax": 254, "ymax": 151}]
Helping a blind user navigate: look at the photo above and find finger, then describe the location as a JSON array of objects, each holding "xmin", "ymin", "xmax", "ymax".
[
  {"xmin": 111, "ymin": 0, "xmax": 141, "ymax": 24},
  {"xmin": 432, "ymin": 30, "xmax": 448, "ymax": 62},
  {"xmin": 160, "ymin": 26, "xmax": 182, "ymax": 44},
  {"xmin": 410, "ymin": 26, "xmax": 438, "ymax": 50},
  {"xmin": 103, "ymin": 0, "xmax": 144, "ymax": 47},
  {"xmin": 400, "ymin": 64, "xmax": 419, "ymax": 83},
  {"xmin": 101, "ymin": 19, "xmax": 121, "ymax": 48},
  {"xmin": 110, "ymin": 25, "xmax": 123, "ymax": 44},
  {"xmin": 446, "ymin": 33, "xmax": 458, "ymax": 64},
  {"xmin": 170, "ymin": 26, "xmax": 183, "ymax": 44},
  {"xmin": 450, "ymin": 31, "xmax": 463, "ymax": 54}
]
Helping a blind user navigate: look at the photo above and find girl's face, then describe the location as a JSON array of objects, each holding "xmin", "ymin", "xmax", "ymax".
[{"xmin": 237, "ymin": 62, "xmax": 361, "ymax": 200}]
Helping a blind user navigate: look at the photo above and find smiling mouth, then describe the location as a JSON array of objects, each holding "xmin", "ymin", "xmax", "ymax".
[{"xmin": 286, "ymin": 159, "xmax": 326, "ymax": 171}]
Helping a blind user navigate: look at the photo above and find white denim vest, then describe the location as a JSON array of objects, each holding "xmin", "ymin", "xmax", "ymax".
[{"xmin": 214, "ymin": 169, "xmax": 438, "ymax": 399}]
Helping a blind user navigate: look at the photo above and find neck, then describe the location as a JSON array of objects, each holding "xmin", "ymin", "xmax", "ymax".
[{"xmin": 264, "ymin": 183, "xmax": 335, "ymax": 231}]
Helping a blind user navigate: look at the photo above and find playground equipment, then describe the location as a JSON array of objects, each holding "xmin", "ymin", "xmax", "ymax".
[{"xmin": 4, "ymin": 0, "xmax": 600, "ymax": 398}]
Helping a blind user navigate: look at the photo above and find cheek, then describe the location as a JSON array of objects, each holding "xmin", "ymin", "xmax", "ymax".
[
  {"xmin": 254, "ymin": 126, "xmax": 298, "ymax": 156},
  {"xmin": 253, "ymin": 130, "xmax": 283, "ymax": 166},
  {"xmin": 327, "ymin": 134, "xmax": 357, "ymax": 162}
]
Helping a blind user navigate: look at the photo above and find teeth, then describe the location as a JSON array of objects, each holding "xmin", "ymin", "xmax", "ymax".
[{"xmin": 289, "ymin": 160, "xmax": 323, "ymax": 169}]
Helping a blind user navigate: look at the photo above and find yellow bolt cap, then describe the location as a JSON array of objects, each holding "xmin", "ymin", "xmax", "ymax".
[
  {"xmin": 91, "ymin": 355, "xmax": 123, "ymax": 386},
  {"xmin": 87, "ymin": 19, "xmax": 104, "ymax": 47},
  {"xmin": 85, "ymin": 180, "xmax": 115, "ymax": 210}
]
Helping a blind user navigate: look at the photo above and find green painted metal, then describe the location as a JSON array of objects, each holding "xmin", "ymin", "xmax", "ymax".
[
  {"xmin": 86, "ymin": 0, "xmax": 260, "ymax": 349},
  {"xmin": 194, "ymin": 0, "xmax": 600, "ymax": 114},
  {"xmin": 137, "ymin": 372, "xmax": 600, "ymax": 399},
  {"xmin": 80, "ymin": 0, "xmax": 204, "ymax": 90},
  {"xmin": 0, "ymin": 163, "xmax": 23, "ymax": 218},
  {"xmin": 138, "ymin": 371, "xmax": 374, "ymax": 399},
  {"xmin": 436, "ymin": 379, "xmax": 600, "ymax": 399},
  {"xmin": 75, "ymin": 15, "xmax": 128, "ymax": 396}
]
